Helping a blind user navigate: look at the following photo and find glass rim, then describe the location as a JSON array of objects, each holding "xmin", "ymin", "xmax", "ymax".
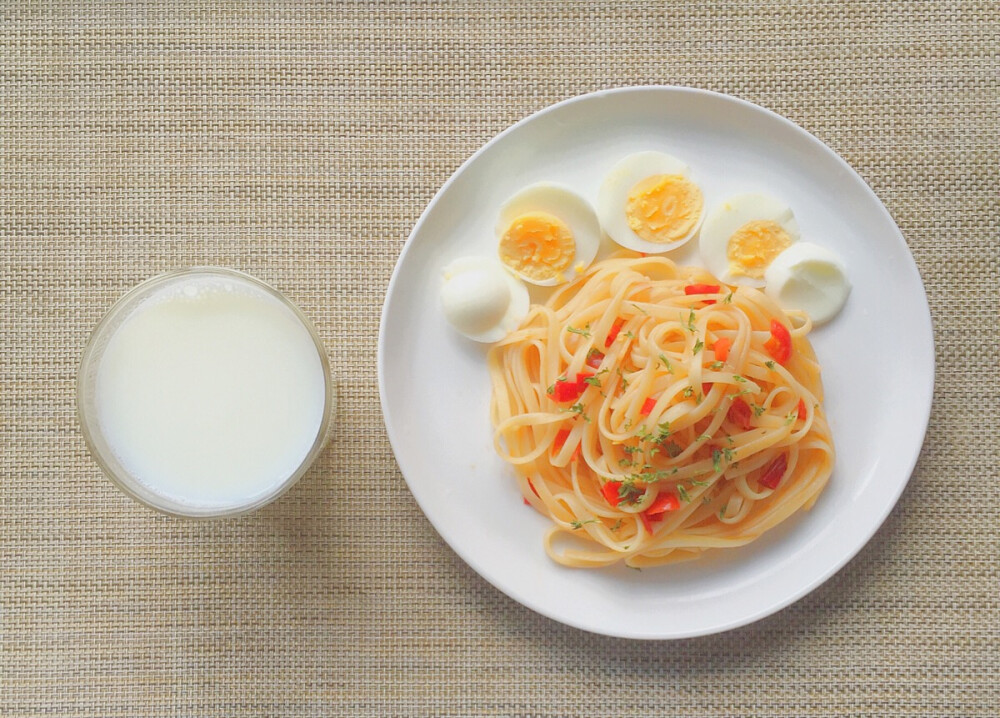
[{"xmin": 76, "ymin": 266, "xmax": 334, "ymax": 519}]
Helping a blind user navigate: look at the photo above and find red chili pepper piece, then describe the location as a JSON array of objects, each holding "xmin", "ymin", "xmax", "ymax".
[
  {"xmin": 714, "ymin": 337, "xmax": 732, "ymax": 362},
  {"xmin": 702, "ymin": 382, "xmax": 712, "ymax": 397},
  {"xmin": 797, "ymin": 398, "xmax": 807, "ymax": 421},
  {"xmin": 646, "ymin": 492, "xmax": 680, "ymax": 515},
  {"xmin": 527, "ymin": 478, "xmax": 540, "ymax": 498},
  {"xmin": 601, "ymin": 481, "xmax": 623, "ymax": 506},
  {"xmin": 685, "ymin": 283, "xmax": 720, "ymax": 304},
  {"xmin": 728, "ymin": 397, "xmax": 753, "ymax": 431},
  {"xmin": 640, "ymin": 397, "xmax": 656, "ymax": 416},
  {"xmin": 764, "ymin": 319, "xmax": 792, "ymax": 364},
  {"xmin": 639, "ymin": 511, "xmax": 655, "ymax": 535},
  {"xmin": 605, "ymin": 319, "xmax": 624, "ymax": 348},
  {"xmin": 551, "ymin": 372, "xmax": 593, "ymax": 403},
  {"xmin": 585, "ymin": 350, "xmax": 605, "ymax": 369},
  {"xmin": 685, "ymin": 284, "xmax": 721, "ymax": 296},
  {"xmin": 758, "ymin": 454, "xmax": 788, "ymax": 489},
  {"xmin": 553, "ymin": 429, "xmax": 570, "ymax": 452}
]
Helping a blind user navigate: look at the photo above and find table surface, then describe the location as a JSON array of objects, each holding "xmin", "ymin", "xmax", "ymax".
[{"xmin": 3, "ymin": 2, "xmax": 998, "ymax": 716}]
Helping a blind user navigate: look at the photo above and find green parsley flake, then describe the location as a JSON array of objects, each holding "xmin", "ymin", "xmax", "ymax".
[
  {"xmin": 583, "ymin": 376, "xmax": 602, "ymax": 387},
  {"xmin": 567, "ymin": 325, "xmax": 591, "ymax": 338},
  {"xmin": 712, "ymin": 448, "xmax": 722, "ymax": 473},
  {"xmin": 710, "ymin": 361, "xmax": 724, "ymax": 370},
  {"xmin": 683, "ymin": 386, "xmax": 694, "ymax": 398},
  {"xmin": 687, "ymin": 310, "xmax": 696, "ymax": 332},
  {"xmin": 570, "ymin": 519, "xmax": 598, "ymax": 530},
  {"xmin": 693, "ymin": 339, "xmax": 704, "ymax": 355},
  {"xmin": 659, "ymin": 354, "xmax": 674, "ymax": 373},
  {"xmin": 733, "ymin": 375, "xmax": 747, "ymax": 383},
  {"xmin": 677, "ymin": 485, "xmax": 691, "ymax": 503},
  {"xmin": 631, "ymin": 302, "xmax": 648, "ymax": 315},
  {"xmin": 765, "ymin": 360, "xmax": 776, "ymax": 370}
]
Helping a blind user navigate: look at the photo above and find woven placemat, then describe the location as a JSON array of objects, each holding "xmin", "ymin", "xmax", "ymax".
[{"xmin": 3, "ymin": 2, "xmax": 998, "ymax": 716}]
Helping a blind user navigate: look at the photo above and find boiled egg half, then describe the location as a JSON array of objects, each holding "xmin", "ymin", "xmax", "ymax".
[
  {"xmin": 440, "ymin": 256, "xmax": 529, "ymax": 343},
  {"xmin": 764, "ymin": 242, "xmax": 851, "ymax": 325},
  {"xmin": 597, "ymin": 151, "xmax": 705, "ymax": 253},
  {"xmin": 700, "ymin": 193, "xmax": 800, "ymax": 286},
  {"xmin": 496, "ymin": 183, "xmax": 601, "ymax": 286}
]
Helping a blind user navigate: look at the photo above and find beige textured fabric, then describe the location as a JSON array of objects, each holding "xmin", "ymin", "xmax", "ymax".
[{"xmin": 3, "ymin": 2, "xmax": 998, "ymax": 715}]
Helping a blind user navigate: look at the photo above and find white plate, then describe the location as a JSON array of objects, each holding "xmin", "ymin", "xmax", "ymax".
[{"xmin": 378, "ymin": 87, "xmax": 934, "ymax": 639}]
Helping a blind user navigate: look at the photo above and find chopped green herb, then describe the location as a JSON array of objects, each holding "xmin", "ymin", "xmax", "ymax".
[
  {"xmin": 765, "ymin": 360, "xmax": 776, "ymax": 370},
  {"xmin": 712, "ymin": 448, "xmax": 722, "ymax": 473},
  {"xmin": 627, "ymin": 564, "xmax": 641, "ymax": 571},
  {"xmin": 546, "ymin": 384, "xmax": 555, "ymax": 395},
  {"xmin": 570, "ymin": 519, "xmax": 598, "ymax": 530},
  {"xmin": 677, "ymin": 485, "xmax": 691, "ymax": 503},
  {"xmin": 687, "ymin": 309, "xmax": 697, "ymax": 332},
  {"xmin": 624, "ymin": 330, "xmax": 635, "ymax": 339},
  {"xmin": 618, "ymin": 457, "xmax": 634, "ymax": 468},
  {"xmin": 683, "ymin": 386, "xmax": 694, "ymax": 398},
  {"xmin": 752, "ymin": 403, "xmax": 766, "ymax": 417},
  {"xmin": 583, "ymin": 376, "xmax": 602, "ymax": 387},
  {"xmin": 611, "ymin": 519, "xmax": 624, "ymax": 531},
  {"xmin": 664, "ymin": 441, "xmax": 682, "ymax": 458},
  {"xmin": 733, "ymin": 375, "xmax": 747, "ymax": 383},
  {"xmin": 659, "ymin": 353, "xmax": 674, "ymax": 373},
  {"xmin": 693, "ymin": 339, "xmax": 704, "ymax": 355},
  {"xmin": 723, "ymin": 447, "xmax": 734, "ymax": 462},
  {"xmin": 723, "ymin": 292, "xmax": 734, "ymax": 304},
  {"xmin": 697, "ymin": 433, "xmax": 712, "ymax": 442},
  {"xmin": 710, "ymin": 361, "xmax": 724, "ymax": 370},
  {"xmin": 719, "ymin": 504, "xmax": 728, "ymax": 519},
  {"xmin": 631, "ymin": 302, "xmax": 648, "ymax": 315},
  {"xmin": 623, "ymin": 418, "xmax": 632, "ymax": 431},
  {"xmin": 785, "ymin": 411, "xmax": 797, "ymax": 426},
  {"xmin": 567, "ymin": 325, "xmax": 591, "ymax": 338}
]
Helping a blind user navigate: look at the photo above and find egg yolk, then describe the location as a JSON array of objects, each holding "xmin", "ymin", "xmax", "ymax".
[
  {"xmin": 727, "ymin": 220, "xmax": 792, "ymax": 279},
  {"xmin": 498, "ymin": 212, "xmax": 575, "ymax": 281},
  {"xmin": 625, "ymin": 174, "xmax": 704, "ymax": 244}
]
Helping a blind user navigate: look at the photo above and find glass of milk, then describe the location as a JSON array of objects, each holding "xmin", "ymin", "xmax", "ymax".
[{"xmin": 77, "ymin": 268, "xmax": 334, "ymax": 517}]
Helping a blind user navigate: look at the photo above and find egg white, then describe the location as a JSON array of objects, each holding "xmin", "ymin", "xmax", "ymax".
[
  {"xmin": 699, "ymin": 193, "xmax": 800, "ymax": 287},
  {"xmin": 764, "ymin": 242, "xmax": 850, "ymax": 325},
  {"xmin": 495, "ymin": 183, "xmax": 601, "ymax": 286},
  {"xmin": 596, "ymin": 151, "xmax": 704, "ymax": 254},
  {"xmin": 440, "ymin": 256, "xmax": 529, "ymax": 343}
]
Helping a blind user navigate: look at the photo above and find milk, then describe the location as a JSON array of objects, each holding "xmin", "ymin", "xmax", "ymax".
[{"xmin": 92, "ymin": 273, "xmax": 327, "ymax": 510}]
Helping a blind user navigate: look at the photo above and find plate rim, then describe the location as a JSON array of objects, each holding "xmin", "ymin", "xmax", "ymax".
[{"xmin": 377, "ymin": 85, "xmax": 935, "ymax": 639}]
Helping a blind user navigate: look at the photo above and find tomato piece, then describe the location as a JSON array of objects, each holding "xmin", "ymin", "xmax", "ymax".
[
  {"xmin": 714, "ymin": 337, "xmax": 732, "ymax": 362},
  {"xmin": 585, "ymin": 349, "xmax": 605, "ymax": 369},
  {"xmin": 684, "ymin": 284, "xmax": 721, "ymax": 296},
  {"xmin": 646, "ymin": 492, "xmax": 680, "ymax": 515},
  {"xmin": 601, "ymin": 481, "xmax": 623, "ymax": 506},
  {"xmin": 605, "ymin": 319, "xmax": 624, "ymax": 348},
  {"xmin": 764, "ymin": 319, "xmax": 792, "ymax": 364},
  {"xmin": 797, "ymin": 398, "xmax": 807, "ymax": 421},
  {"xmin": 702, "ymin": 382, "xmax": 712, "ymax": 397},
  {"xmin": 728, "ymin": 397, "xmax": 753, "ymax": 431},
  {"xmin": 553, "ymin": 429, "xmax": 570, "ymax": 452},
  {"xmin": 526, "ymin": 478, "xmax": 540, "ymax": 498},
  {"xmin": 640, "ymin": 397, "xmax": 656, "ymax": 416},
  {"xmin": 758, "ymin": 454, "xmax": 788, "ymax": 489}
]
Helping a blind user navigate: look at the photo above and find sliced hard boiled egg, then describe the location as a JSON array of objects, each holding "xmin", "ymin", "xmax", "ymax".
[
  {"xmin": 597, "ymin": 151, "xmax": 705, "ymax": 253},
  {"xmin": 495, "ymin": 183, "xmax": 601, "ymax": 286},
  {"xmin": 699, "ymin": 193, "xmax": 800, "ymax": 286},
  {"xmin": 440, "ymin": 256, "xmax": 529, "ymax": 343},
  {"xmin": 764, "ymin": 242, "xmax": 851, "ymax": 325}
]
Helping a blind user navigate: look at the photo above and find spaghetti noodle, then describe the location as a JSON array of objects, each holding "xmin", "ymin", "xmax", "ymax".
[{"xmin": 489, "ymin": 254, "xmax": 834, "ymax": 568}]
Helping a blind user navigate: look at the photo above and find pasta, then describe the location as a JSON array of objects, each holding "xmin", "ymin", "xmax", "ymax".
[{"xmin": 488, "ymin": 254, "xmax": 834, "ymax": 568}]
